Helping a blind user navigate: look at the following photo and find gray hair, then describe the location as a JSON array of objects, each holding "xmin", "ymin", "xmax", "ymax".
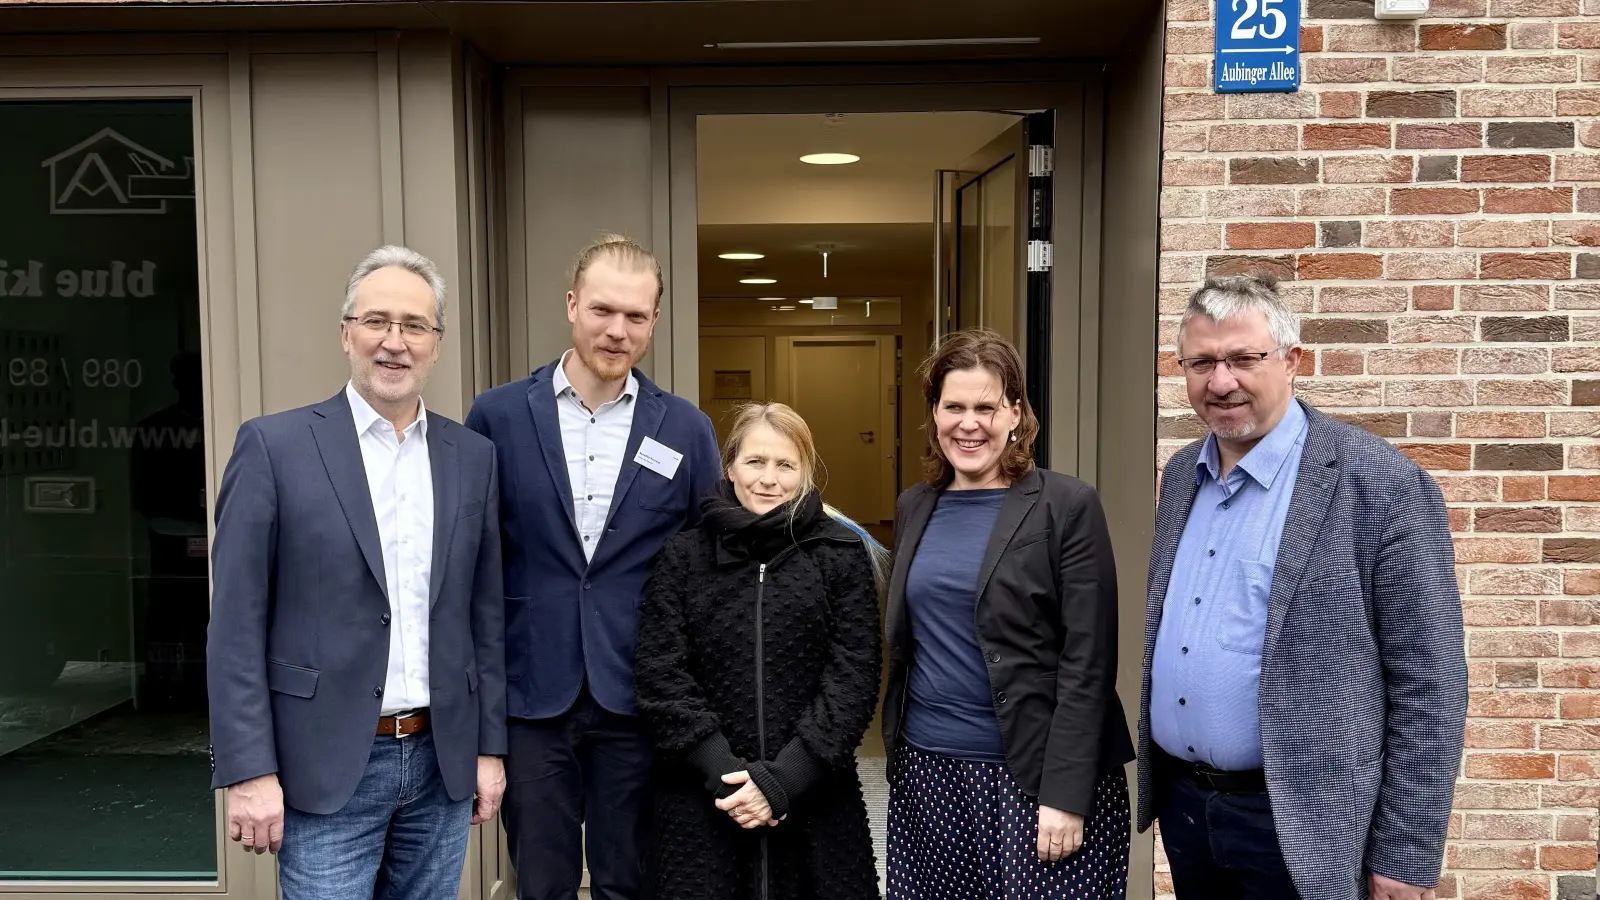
[
  {"xmin": 1177, "ymin": 273, "xmax": 1299, "ymax": 354},
  {"xmin": 341, "ymin": 245, "xmax": 448, "ymax": 331}
]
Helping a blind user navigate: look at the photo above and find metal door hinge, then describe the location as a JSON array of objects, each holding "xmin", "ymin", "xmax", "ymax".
[
  {"xmin": 1028, "ymin": 240, "xmax": 1053, "ymax": 272},
  {"xmin": 1028, "ymin": 145, "xmax": 1054, "ymax": 177}
]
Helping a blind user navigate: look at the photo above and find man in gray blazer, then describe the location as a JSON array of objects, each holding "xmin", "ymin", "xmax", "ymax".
[
  {"xmin": 1139, "ymin": 273, "xmax": 1467, "ymax": 900},
  {"xmin": 206, "ymin": 246, "xmax": 507, "ymax": 900}
]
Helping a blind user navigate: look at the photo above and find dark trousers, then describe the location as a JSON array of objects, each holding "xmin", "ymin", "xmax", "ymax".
[
  {"xmin": 1158, "ymin": 771, "xmax": 1301, "ymax": 900},
  {"xmin": 503, "ymin": 685, "xmax": 652, "ymax": 900}
]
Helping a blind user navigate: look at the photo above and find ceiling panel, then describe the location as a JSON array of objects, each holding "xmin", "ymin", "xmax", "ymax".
[
  {"xmin": 698, "ymin": 222, "xmax": 931, "ymax": 300},
  {"xmin": 0, "ymin": 0, "xmax": 1159, "ymax": 64},
  {"xmin": 698, "ymin": 111, "xmax": 1018, "ymax": 225}
]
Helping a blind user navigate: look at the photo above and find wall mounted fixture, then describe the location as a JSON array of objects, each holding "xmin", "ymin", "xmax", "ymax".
[{"xmin": 1373, "ymin": 0, "xmax": 1428, "ymax": 18}]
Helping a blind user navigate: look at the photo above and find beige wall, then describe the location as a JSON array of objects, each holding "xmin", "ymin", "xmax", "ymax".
[
  {"xmin": 506, "ymin": 82, "xmax": 659, "ymax": 381},
  {"xmin": 247, "ymin": 32, "xmax": 482, "ymax": 420}
]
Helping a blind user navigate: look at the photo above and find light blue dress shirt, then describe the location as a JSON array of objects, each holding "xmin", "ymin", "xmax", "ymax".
[
  {"xmin": 553, "ymin": 349, "xmax": 638, "ymax": 562},
  {"xmin": 1151, "ymin": 400, "xmax": 1308, "ymax": 772}
]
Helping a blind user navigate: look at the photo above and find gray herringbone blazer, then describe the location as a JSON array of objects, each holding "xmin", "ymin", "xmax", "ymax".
[{"xmin": 1137, "ymin": 400, "xmax": 1467, "ymax": 900}]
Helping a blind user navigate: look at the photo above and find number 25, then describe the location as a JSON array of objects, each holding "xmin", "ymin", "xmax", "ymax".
[{"xmin": 1232, "ymin": 0, "xmax": 1288, "ymax": 40}]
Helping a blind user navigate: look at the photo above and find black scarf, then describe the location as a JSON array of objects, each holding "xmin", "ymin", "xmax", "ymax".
[{"xmin": 699, "ymin": 479, "xmax": 825, "ymax": 565}]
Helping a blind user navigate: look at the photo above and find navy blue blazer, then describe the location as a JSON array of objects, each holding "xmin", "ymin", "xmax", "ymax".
[
  {"xmin": 1138, "ymin": 401, "xmax": 1467, "ymax": 900},
  {"xmin": 206, "ymin": 392, "xmax": 507, "ymax": 815},
  {"xmin": 465, "ymin": 361, "xmax": 722, "ymax": 719}
]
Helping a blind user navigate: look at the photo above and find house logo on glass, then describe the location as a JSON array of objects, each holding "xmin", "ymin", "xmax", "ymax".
[{"xmin": 40, "ymin": 127, "xmax": 195, "ymax": 215}]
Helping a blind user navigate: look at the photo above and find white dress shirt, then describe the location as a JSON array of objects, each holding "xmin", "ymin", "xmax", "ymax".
[
  {"xmin": 553, "ymin": 350, "xmax": 637, "ymax": 561},
  {"xmin": 346, "ymin": 383, "xmax": 434, "ymax": 715}
]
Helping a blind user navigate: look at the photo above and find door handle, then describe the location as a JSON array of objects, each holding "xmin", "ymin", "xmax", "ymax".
[{"xmin": 859, "ymin": 431, "xmax": 875, "ymax": 443}]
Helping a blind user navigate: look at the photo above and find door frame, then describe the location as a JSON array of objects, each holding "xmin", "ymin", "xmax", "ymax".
[
  {"xmin": 660, "ymin": 66, "xmax": 1104, "ymax": 476},
  {"xmin": 499, "ymin": 60, "xmax": 1145, "ymax": 900}
]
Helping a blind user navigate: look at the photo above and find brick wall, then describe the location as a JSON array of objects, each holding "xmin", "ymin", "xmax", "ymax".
[{"xmin": 1157, "ymin": 1, "xmax": 1600, "ymax": 898}]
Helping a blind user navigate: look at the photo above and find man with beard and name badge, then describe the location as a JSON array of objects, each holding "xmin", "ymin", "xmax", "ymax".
[
  {"xmin": 465, "ymin": 233, "xmax": 721, "ymax": 900},
  {"xmin": 1137, "ymin": 273, "xmax": 1467, "ymax": 900},
  {"xmin": 208, "ymin": 246, "xmax": 507, "ymax": 900}
]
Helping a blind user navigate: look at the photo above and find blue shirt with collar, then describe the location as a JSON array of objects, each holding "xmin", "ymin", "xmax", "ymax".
[{"xmin": 1151, "ymin": 399, "xmax": 1308, "ymax": 772}]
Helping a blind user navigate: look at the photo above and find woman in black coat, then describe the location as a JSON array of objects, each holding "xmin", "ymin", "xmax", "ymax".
[
  {"xmin": 635, "ymin": 401, "xmax": 886, "ymax": 900},
  {"xmin": 882, "ymin": 329, "xmax": 1135, "ymax": 900}
]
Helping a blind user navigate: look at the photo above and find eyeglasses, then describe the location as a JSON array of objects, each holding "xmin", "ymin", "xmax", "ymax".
[
  {"xmin": 343, "ymin": 315, "xmax": 442, "ymax": 340},
  {"xmin": 1176, "ymin": 347, "xmax": 1285, "ymax": 376}
]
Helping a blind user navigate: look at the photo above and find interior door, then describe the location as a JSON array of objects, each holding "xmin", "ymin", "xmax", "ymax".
[{"xmin": 772, "ymin": 336, "xmax": 896, "ymax": 525}]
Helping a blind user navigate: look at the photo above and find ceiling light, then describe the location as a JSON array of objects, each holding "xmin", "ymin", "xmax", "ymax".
[
  {"xmin": 706, "ymin": 37, "xmax": 1041, "ymax": 50},
  {"xmin": 798, "ymin": 299, "xmax": 814, "ymax": 304},
  {"xmin": 718, "ymin": 252, "xmax": 764, "ymax": 260},
  {"xmin": 812, "ymin": 296, "xmax": 839, "ymax": 310},
  {"xmin": 740, "ymin": 277, "xmax": 777, "ymax": 284},
  {"xmin": 800, "ymin": 153, "xmax": 860, "ymax": 165},
  {"xmin": 777, "ymin": 305, "xmax": 797, "ymax": 311},
  {"xmin": 758, "ymin": 297, "xmax": 785, "ymax": 301}
]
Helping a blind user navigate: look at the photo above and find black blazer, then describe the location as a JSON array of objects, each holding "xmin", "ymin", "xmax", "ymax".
[{"xmin": 882, "ymin": 468, "xmax": 1135, "ymax": 816}]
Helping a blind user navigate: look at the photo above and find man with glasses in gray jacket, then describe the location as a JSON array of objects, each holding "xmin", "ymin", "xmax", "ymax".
[{"xmin": 1138, "ymin": 273, "xmax": 1467, "ymax": 900}]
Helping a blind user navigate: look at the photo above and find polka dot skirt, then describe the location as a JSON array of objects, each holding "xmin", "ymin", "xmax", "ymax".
[{"xmin": 885, "ymin": 746, "xmax": 1131, "ymax": 900}]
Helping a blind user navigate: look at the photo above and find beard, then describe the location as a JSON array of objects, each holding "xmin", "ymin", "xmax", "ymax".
[
  {"xmin": 1210, "ymin": 419, "xmax": 1259, "ymax": 440},
  {"xmin": 576, "ymin": 340, "xmax": 638, "ymax": 381},
  {"xmin": 1202, "ymin": 391, "xmax": 1258, "ymax": 440},
  {"xmin": 355, "ymin": 355, "xmax": 424, "ymax": 403}
]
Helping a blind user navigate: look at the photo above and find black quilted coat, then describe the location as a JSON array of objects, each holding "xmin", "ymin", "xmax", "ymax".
[{"xmin": 635, "ymin": 483, "xmax": 883, "ymax": 900}]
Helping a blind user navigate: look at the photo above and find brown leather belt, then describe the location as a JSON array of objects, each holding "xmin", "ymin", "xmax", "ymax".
[{"xmin": 376, "ymin": 710, "xmax": 430, "ymax": 738}]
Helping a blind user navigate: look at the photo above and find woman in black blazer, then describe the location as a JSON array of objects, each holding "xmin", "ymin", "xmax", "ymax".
[{"xmin": 882, "ymin": 329, "xmax": 1135, "ymax": 900}]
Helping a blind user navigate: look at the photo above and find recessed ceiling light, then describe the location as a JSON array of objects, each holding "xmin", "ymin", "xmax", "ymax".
[
  {"xmin": 740, "ymin": 277, "xmax": 777, "ymax": 284},
  {"xmin": 718, "ymin": 252, "xmax": 764, "ymax": 260},
  {"xmin": 777, "ymin": 305, "xmax": 797, "ymax": 311},
  {"xmin": 800, "ymin": 153, "xmax": 860, "ymax": 166},
  {"xmin": 798, "ymin": 299, "xmax": 814, "ymax": 304},
  {"xmin": 758, "ymin": 297, "xmax": 785, "ymax": 301}
]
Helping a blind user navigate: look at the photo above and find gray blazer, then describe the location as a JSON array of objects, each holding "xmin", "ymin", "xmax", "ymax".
[
  {"xmin": 206, "ymin": 391, "xmax": 507, "ymax": 815},
  {"xmin": 1137, "ymin": 400, "xmax": 1467, "ymax": 900}
]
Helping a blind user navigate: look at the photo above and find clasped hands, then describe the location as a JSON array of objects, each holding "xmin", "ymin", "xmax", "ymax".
[{"xmin": 715, "ymin": 770, "xmax": 785, "ymax": 829}]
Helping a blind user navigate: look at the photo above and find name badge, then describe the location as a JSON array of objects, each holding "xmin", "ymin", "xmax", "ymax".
[{"xmin": 635, "ymin": 436, "xmax": 683, "ymax": 480}]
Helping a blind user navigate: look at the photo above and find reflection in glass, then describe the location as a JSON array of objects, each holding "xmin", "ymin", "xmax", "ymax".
[
  {"xmin": 952, "ymin": 157, "xmax": 1019, "ymax": 343},
  {"xmin": 981, "ymin": 157, "xmax": 1017, "ymax": 340},
  {"xmin": 0, "ymin": 99, "xmax": 214, "ymax": 880}
]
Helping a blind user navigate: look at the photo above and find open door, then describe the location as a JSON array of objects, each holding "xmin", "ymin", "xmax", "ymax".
[
  {"xmin": 938, "ymin": 119, "xmax": 1026, "ymax": 341},
  {"xmin": 934, "ymin": 112, "xmax": 1056, "ymax": 465}
]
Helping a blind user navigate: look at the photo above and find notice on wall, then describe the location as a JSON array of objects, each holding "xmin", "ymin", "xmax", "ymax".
[
  {"xmin": 713, "ymin": 370, "xmax": 753, "ymax": 400},
  {"xmin": 1214, "ymin": 0, "xmax": 1301, "ymax": 94}
]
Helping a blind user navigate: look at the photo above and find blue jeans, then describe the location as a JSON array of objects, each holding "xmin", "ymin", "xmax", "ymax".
[
  {"xmin": 1158, "ymin": 772, "xmax": 1301, "ymax": 900},
  {"xmin": 278, "ymin": 731, "xmax": 471, "ymax": 900}
]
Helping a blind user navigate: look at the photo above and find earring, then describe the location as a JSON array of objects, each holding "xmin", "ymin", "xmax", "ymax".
[{"xmin": 1009, "ymin": 430, "xmax": 1017, "ymax": 443}]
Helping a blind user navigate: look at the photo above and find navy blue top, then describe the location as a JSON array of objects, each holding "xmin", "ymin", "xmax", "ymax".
[{"xmin": 902, "ymin": 488, "xmax": 1007, "ymax": 762}]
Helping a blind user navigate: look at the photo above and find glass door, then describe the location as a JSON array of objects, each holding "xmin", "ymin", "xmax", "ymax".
[
  {"xmin": 947, "ymin": 121, "xmax": 1025, "ymax": 341},
  {"xmin": 934, "ymin": 113, "xmax": 1056, "ymax": 463},
  {"xmin": 0, "ymin": 97, "xmax": 213, "ymax": 883}
]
